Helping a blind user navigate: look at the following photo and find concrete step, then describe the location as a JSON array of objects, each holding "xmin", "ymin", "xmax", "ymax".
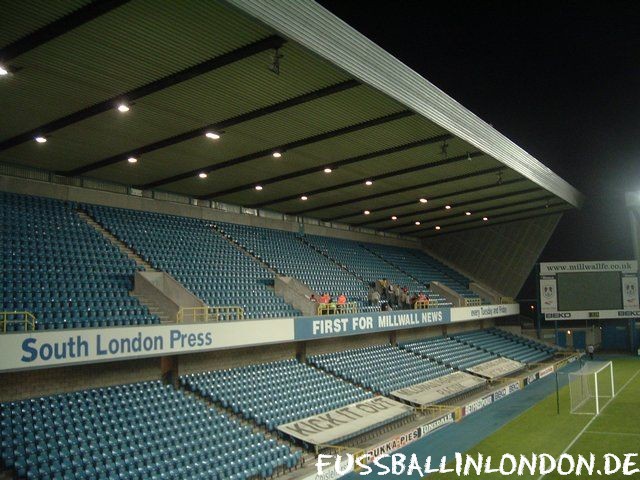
[{"xmin": 77, "ymin": 209, "xmax": 156, "ymax": 272}]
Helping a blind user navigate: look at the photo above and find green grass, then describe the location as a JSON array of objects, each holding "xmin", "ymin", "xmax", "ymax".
[{"xmin": 432, "ymin": 357, "xmax": 640, "ymax": 479}]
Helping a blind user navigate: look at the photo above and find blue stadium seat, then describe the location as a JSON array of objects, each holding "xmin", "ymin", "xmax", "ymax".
[
  {"xmin": 0, "ymin": 381, "xmax": 302, "ymax": 480},
  {"xmin": 1, "ymin": 193, "xmax": 159, "ymax": 330}
]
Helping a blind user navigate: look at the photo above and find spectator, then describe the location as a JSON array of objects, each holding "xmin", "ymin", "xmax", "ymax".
[
  {"xmin": 337, "ymin": 293, "xmax": 347, "ymax": 305},
  {"xmin": 387, "ymin": 284, "xmax": 396, "ymax": 307},
  {"xmin": 309, "ymin": 294, "xmax": 318, "ymax": 303},
  {"xmin": 370, "ymin": 290, "xmax": 381, "ymax": 306},
  {"xmin": 587, "ymin": 344, "xmax": 595, "ymax": 360},
  {"xmin": 320, "ymin": 293, "xmax": 331, "ymax": 304},
  {"xmin": 410, "ymin": 293, "xmax": 418, "ymax": 308}
]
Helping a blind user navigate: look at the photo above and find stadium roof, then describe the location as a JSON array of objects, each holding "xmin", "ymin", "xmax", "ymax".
[{"xmin": 0, "ymin": 0, "xmax": 583, "ymax": 238}]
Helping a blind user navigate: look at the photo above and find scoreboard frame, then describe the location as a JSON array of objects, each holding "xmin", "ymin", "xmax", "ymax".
[{"xmin": 539, "ymin": 260, "xmax": 639, "ymax": 320}]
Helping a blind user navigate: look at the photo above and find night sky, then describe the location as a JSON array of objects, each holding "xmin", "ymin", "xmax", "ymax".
[{"xmin": 318, "ymin": 1, "xmax": 640, "ymax": 286}]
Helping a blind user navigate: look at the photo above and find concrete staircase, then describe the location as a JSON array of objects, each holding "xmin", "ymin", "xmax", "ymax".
[
  {"xmin": 77, "ymin": 209, "xmax": 156, "ymax": 272},
  {"xmin": 131, "ymin": 292, "xmax": 170, "ymax": 324},
  {"xmin": 210, "ymin": 223, "xmax": 279, "ymax": 275},
  {"xmin": 77, "ymin": 208, "xmax": 175, "ymax": 323}
]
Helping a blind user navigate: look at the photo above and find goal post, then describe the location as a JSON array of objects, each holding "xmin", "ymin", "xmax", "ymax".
[{"xmin": 568, "ymin": 361, "xmax": 615, "ymax": 415}]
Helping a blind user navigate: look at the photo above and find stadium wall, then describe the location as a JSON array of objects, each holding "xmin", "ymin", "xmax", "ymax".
[
  {"xmin": 179, "ymin": 342, "xmax": 298, "ymax": 375},
  {"xmin": 0, "ymin": 319, "xmax": 495, "ymax": 402},
  {"xmin": 422, "ymin": 214, "xmax": 563, "ymax": 297},
  {"xmin": 0, "ymin": 174, "xmax": 419, "ymax": 249},
  {"xmin": 0, "ymin": 358, "xmax": 160, "ymax": 402}
]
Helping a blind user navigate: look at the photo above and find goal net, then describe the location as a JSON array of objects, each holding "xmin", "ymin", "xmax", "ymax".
[{"xmin": 568, "ymin": 360, "xmax": 615, "ymax": 415}]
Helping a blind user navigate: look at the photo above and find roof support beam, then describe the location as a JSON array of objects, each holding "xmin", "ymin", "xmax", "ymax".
[
  {"xmin": 249, "ymin": 151, "xmax": 482, "ymax": 210},
  {"xmin": 4, "ymin": 35, "xmax": 287, "ymax": 155},
  {"xmin": 389, "ymin": 196, "xmax": 560, "ymax": 232},
  {"xmin": 287, "ymin": 157, "xmax": 494, "ymax": 216},
  {"xmin": 64, "ymin": 78, "xmax": 358, "ymax": 177},
  {"xmin": 200, "ymin": 133, "xmax": 452, "ymax": 200},
  {"xmin": 419, "ymin": 206, "xmax": 570, "ymax": 238},
  {"xmin": 353, "ymin": 183, "xmax": 538, "ymax": 226},
  {"xmin": 137, "ymin": 110, "xmax": 413, "ymax": 190},
  {"xmin": 0, "ymin": 0, "xmax": 130, "ymax": 63}
]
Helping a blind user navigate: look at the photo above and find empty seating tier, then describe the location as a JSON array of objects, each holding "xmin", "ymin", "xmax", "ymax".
[
  {"xmin": 181, "ymin": 359, "xmax": 371, "ymax": 432},
  {"xmin": 400, "ymin": 336, "xmax": 497, "ymax": 370},
  {"xmin": 1, "ymin": 193, "xmax": 158, "ymax": 330},
  {"xmin": 0, "ymin": 381, "xmax": 301, "ymax": 480},
  {"xmin": 453, "ymin": 329, "xmax": 555, "ymax": 364},
  {"xmin": 215, "ymin": 223, "xmax": 375, "ymax": 311},
  {"xmin": 362, "ymin": 242, "xmax": 481, "ymax": 302},
  {"xmin": 86, "ymin": 205, "xmax": 300, "ymax": 320},
  {"xmin": 304, "ymin": 236, "xmax": 452, "ymax": 307},
  {"xmin": 308, "ymin": 344, "xmax": 452, "ymax": 396}
]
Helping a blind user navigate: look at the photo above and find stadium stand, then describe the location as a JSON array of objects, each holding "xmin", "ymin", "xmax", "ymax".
[
  {"xmin": 1, "ymin": 193, "xmax": 158, "ymax": 330},
  {"xmin": 0, "ymin": 381, "xmax": 302, "ymax": 480},
  {"xmin": 362, "ymin": 242, "xmax": 481, "ymax": 303},
  {"xmin": 85, "ymin": 205, "xmax": 300, "ymax": 320},
  {"xmin": 303, "ymin": 235, "xmax": 452, "ymax": 307},
  {"xmin": 400, "ymin": 336, "xmax": 497, "ymax": 370},
  {"xmin": 214, "ymin": 222, "xmax": 372, "ymax": 309},
  {"xmin": 308, "ymin": 344, "xmax": 452, "ymax": 396},
  {"xmin": 452, "ymin": 329, "xmax": 555, "ymax": 364},
  {"xmin": 180, "ymin": 359, "xmax": 373, "ymax": 433}
]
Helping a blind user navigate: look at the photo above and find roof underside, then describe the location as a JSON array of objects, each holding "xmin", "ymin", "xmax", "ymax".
[{"xmin": 0, "ymin": 0, "xmax": 581, "ymax": 238}]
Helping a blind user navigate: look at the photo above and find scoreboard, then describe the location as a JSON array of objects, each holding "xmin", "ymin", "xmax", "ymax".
[{"xmin": 540, "ymin": 261, "xmax": 639, "ymax": 320}]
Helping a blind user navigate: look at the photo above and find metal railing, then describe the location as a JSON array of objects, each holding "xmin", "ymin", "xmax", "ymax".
[
  {"xmin": 176, "ymin": 306, "xmax": 245, "ymax": 323},
  {"xmin": 415, "ymin": 403, "xmax": 462, "ymax": 421},
  {"xmin": 1, "ymin": 311, "xmax": 37, "ymax": 333},
  {"xmin": 464, "ymin": 297, "xmax": 483, "ymax": 307},
  {"xmin": 316, "ymin": 301, "xmax": 358, "ymax": 315}
]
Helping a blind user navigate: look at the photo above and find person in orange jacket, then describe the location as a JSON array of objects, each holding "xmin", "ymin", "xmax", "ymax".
[{"xmin": 337, "ymin": 293, "xmax": 347, "ymax": 305}]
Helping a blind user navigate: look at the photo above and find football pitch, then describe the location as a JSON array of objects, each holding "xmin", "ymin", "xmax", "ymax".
[{"xmin": 432, "ymin": 356, "xmax": 640, "ymax": 479}]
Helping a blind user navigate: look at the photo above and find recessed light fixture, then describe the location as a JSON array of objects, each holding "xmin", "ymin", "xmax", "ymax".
[
  {"xmin": 415, "ymin": 221, "xmax": 421, "ymax": 226},
  {"xmin": 364, "ymin": 210, "xmax": 370, "ymax": 215},
  {"xmin": 482, "ymin": 216, "xmax": 488, "ymax": 221},
  {"xmin": 301, "ymin": 195, "xmax": 308, "ymax": 201},
  {"xmin": 205, "ymin": 132, "xmax": 220, "ymax": 140},
  {"xmin": 391, "ymin": 216, "xmax": 397, "ymax": 221},
  {"xmin": 117, "ymin": 103, "xmax": 130, "ymax": 113},
  {"xmin": 272, "ymin": 151, "xmax": 282, "ymax": 158},
  {"xmin": 445, "ymin": 205, "xmax": 451, "ymax": 210},
  {"xmin": 323, "ymin": 167, "xmax": 332, "ymax": 174},
  {"xmin": 34, "ymin": 136, "xmax": 47, "ymax": 143},
  {"xmin": 127, "ymin": 157, "xmax": 138, "ymax": 164},
  {"xmin": 419, "ymin": 198, "xmax": 428, "ymax": 204},
  {"xmin": 365, "ymin": 180, "xmax": 373, "ymax": 186},
  {"xmin": 0, "ymin": 65, "xmax": 9, "ymax": 76},
  {"xmin": 198, "ymin": 172, "xmax": 207, "ymax": 179},
  {"xmin": 465, "ymin": 211, "xmax": 471, "ymax": 216},
  {"xmin": 255, "ymin": 185, "xmax": 263, "ymax": 191},
  {"xmin": 435, "ymin": 225, "xmax": 441, "ymax": 230}
]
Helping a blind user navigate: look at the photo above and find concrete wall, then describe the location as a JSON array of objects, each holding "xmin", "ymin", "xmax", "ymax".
[
  {"xmin": 422, "ymin": 214, "xmax": 563, "ymax": 298},
  {"xmin": 0, "ymin": 358, "xmax": 160, "ymax": 402},
  {"xmin": 178, "ymin": 343, "xmax": 298, "ymax": 375},
  {"xmin": 305, "ymin": 332, "xmax": 391, "ymax": 356},
  {"xmin": 0, "ymin": 174, "xmax": 419, "ymax": 249}
]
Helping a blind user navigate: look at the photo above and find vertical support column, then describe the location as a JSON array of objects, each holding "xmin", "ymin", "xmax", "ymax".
[
  {"xmin": 296, "ymin": 342, "xmax": 307, "ymax": 363},
  {"xmin": 161, "ymin": 355, "xmax": 179, "ymax": 388}
]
